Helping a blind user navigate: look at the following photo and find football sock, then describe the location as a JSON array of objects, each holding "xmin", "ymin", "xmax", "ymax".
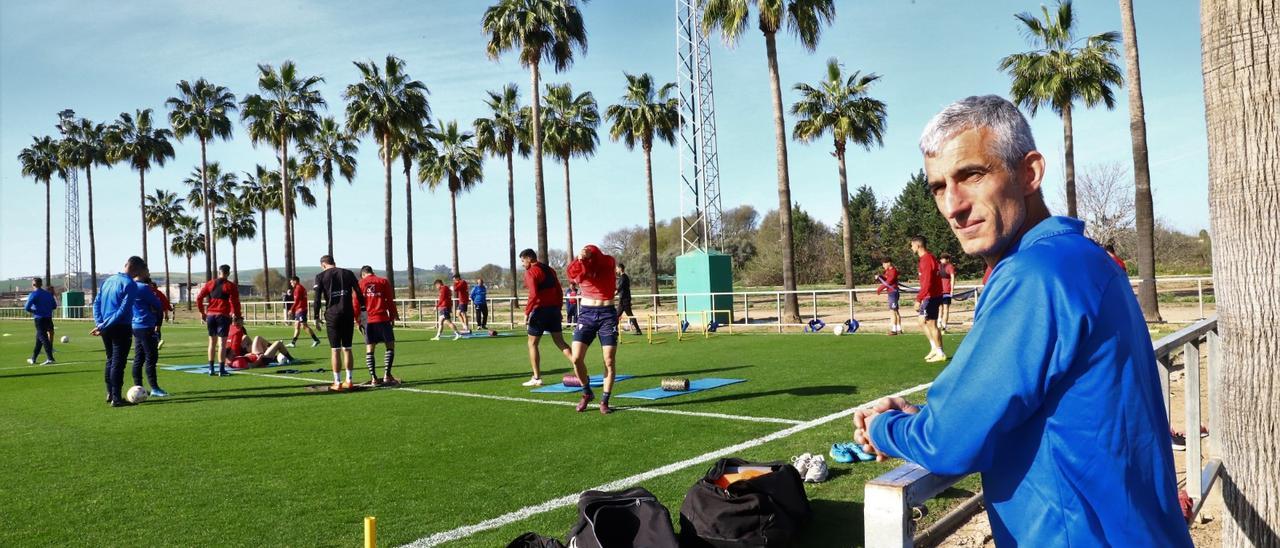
[
  {"xmin": 365, "ymin": 352, "xmax": 376, "ymax": 377},
  {"xmin": 583, "ymin": 386, "xmax": 594, "ymax": 397},
  {"xmin": 384, "ymin": 350, "xmax": 394, "ymax": 377},
  {"xmin": 344, "ymin": 369, "xmax": 352, "ymax": 382},
  {"xmin": 333, "ymin": 372, "xmax": 340, "ymax": 384},
  {"xmin": 311, "ymin": 334, "xmax": 319, "ymax": 342},
  {"xmin": 629, "ymin": 318, "xmax": 641, "ymax": 332},
  {"xmin": 602, "ymin": 391, "xmax": 611, "ymax": 404},
  {"xmin": 290, "ymin": 336, "xmax": 297, "ymax": 344}
]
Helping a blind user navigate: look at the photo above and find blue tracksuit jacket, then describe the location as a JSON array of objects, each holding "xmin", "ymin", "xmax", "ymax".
[
  {"xmin": 131, "ymin": 281, "xmax": 163, "ymax": 330},
  {"xmin": 870, "ymin": 216, "xmax": 1191, "ymax": 547},
  {"xmin": 93, "ymin": 273, "xmax": 137, "ymax": 330},
  {"xmin": 470, "ymin": 284, "xmax": 487, "ymax": 305},
  {"xmin": 25, "ymin": 288, "xmax": 57, "ymax": 319}
]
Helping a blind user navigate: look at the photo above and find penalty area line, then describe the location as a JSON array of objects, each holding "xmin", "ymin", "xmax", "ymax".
[{"xmin": 400, "ymin": 381, "xmax": 935, "ymax": 548}]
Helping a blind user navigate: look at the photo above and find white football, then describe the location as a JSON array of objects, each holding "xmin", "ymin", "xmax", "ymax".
[
  {"xmin": 833, "ymin": 324, "xmax": 846, "ymax": 336},
  {"xmin": 276, "ymin": 354, "xmax": 289, "ymax": 365},
  {"xmin": 126, "ymin": 385, "xmax": 149, "ymax": 404},
  {"xmin": 60, "ymin": 335, "xmax": 70, "ymax": 343}
]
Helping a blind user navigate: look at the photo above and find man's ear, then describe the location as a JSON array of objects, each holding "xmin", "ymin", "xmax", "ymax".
[{"xmin": 1021, "ymin": 151, "xmax": 1046, "ymax": 196}]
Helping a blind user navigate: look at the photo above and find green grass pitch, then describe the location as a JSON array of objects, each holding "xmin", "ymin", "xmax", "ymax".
[{"xmin": 0, "ymin": 319, "xmax": 971, "ymax": 547}]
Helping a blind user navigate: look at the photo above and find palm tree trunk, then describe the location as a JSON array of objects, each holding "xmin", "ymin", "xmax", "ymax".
[
  {"xmin": 1062, "ymin": 104, "xmax": 1077, "ymax": 218},
  {"xmin": 162, "ymin": 228, "xmax": 171, "ymax": 303},
  {"xmin": 85, "ymin": 167, "xmax": 98, "ymax": 295},
  {"xmin": 326, "ymin": 181, "xmax": 334, "ymax": 258},
  {"xmin": 506, "ymin": 151, "xmax": 518, "ymax": 298},
  {"xmin": 44, "ymin": 181, "xmax": 51, "ymax": 286},
  {"xmin": 450, "ymin": 190, "xmax": 461, "ymax": 276},
  {"xmin": 231, "ymin": 239, "xmax": 240, "ymax": 285},
  {"xmin": 530, "ymin": 62, "xmax": 549, "ymax": 261},
  {"xmin": 405, "ymin": 165, "xmax": 417, "ymax": 299},
  {"xmin": 643, "ymin": 145, "xmax": 660, "ymax": 295},
  {"xmin": 260, "ymin": 209, "xmax": 270, "ymax": 303},
  {"xmin": 139, "ymin": 171, "xmax": 148, "ymax": 264},
  {"xmin": 200, "ymin": 139, "xmax": 213, "ymax": 279},
  {"xmin": 281, "ymin": 141, "xmax": 294, "ymax": 280},
  {"xmin": 1119, "ymin": 0, "xmax": 1161, "ymax": 322},
  {"xmin": 1203, "ymin": 1, "xmax": 1280, "ymax": 543},
  {"xmin": 763, "ymin": 30, "xmax": 800, "ymax": 322},
  {"xmin": 383, "ymin": 132, "xmax": 396, "ymax": 294},
  {"xmin": 563, "ymin": 157, "xmax": 574, "ymax": 255},
  {"xmin": 185, "ymin": 254, "xmax": 193, "ymax": 311},
  {"xmin": 836, "ymin": 143, "xmax": 857, "ymax": 302}
]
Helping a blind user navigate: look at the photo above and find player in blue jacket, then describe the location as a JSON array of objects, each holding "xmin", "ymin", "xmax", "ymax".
[
  {"xmin": 855, "ymin": 96, "xmax": 1192, "ymax": 547},
  {"xmin": 131, "ymin": 273, "xmax": 168, "ymax": 397},
  {"xmin": 24, "ymin": 277, "xmax": 58, "ymax": 365},
  {"xmin": 93, "ymin": 257, "xmax": 144, "ymax": 407},
  {"xmin": 470, "ymin": 278, "xmax": 489, "ymax": 330}
]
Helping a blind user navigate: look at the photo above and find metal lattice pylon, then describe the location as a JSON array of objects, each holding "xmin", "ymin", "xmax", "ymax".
[
  {"xmin": 676, "ymin": 0, "xmax": 723, "ymax": 253},
  {"xmin": 57, "ymin": 109, "xmax": 83, "ymax": 292}
]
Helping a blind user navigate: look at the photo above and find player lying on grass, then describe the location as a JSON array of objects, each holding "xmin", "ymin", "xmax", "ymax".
[
  {"xmin": 359, "ymin": 266, "xmax": 400, "ymax": 386},
  {"xmin": 223, "ymin": 318, "xmax": 295, "ymax": 369},
  {"xmin": 519, "ymin": 248, "xmax": 573, "ymax": 387},
  {"xmin": 566, "ymin": 244, "xmax": 620, "ymax": 415}
]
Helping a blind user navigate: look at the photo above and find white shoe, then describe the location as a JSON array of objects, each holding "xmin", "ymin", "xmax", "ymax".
[
  {"xmin": 286, "ymin": 342, "xmax": 297, "ymax": 348},
  {"xmin": 156, "ymin": 340, "xmax": 165, "ymax": 349},
  {"xmin": 453, "ymin": 333, "xmax": 462, "ymax": 340},
  {"xmin": 521, "ymin": 377, "xmax": 543, "ymax": 387},
  {"xmin": 926, "ymin": 352, "xmax": 948, "ymax": 363},
  {"xmin": 791, "ymin": 453, "xmax": 813, "ymax": 477},
  {"xmin": 40, "ymin": 359, "xmax": 54, "ymax": 366},
  {"xmin": 803, "ymin": 454, "xmax": 829, "ymax": 483},
  {"xmin": 431, "ymin": 336, "xmax": 441, "ymax": 341}
]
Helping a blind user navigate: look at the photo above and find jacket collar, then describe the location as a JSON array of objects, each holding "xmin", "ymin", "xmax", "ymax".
[{"xmin": 984, "ymin": 216, "xmax": 1084, "ymax": 283}]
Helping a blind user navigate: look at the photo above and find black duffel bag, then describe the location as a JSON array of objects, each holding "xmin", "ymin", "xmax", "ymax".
[
  {"xmin": 566, "ymin": 487, "xmax": 679, "ymax": 548},
  {"xmin": 678, "ymin": 458, "xmax": 812, "ymax": 547},
  {"xmin": 508, "ymin": 532, "xmax": 566, "ymax": 548}
]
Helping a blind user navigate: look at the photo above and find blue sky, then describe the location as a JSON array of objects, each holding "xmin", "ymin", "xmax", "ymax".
[{"xmin": 0, "ymin": 0, "xmax": 1207, "ymax": 280}]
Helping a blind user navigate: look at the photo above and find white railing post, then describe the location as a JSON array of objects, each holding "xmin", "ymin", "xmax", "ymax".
[
  {"xmin": 776, "ymin": 293, "xmax": 782, "ymax": 334},
  {"xmin": 864, "ymin": 482, "xmax": 911, "ymax": 548},
  {"xmin": 848, "ymin": 290, "xmax": 855, "ymax": 322},
  {"xmin": 1184, "ymin": 340, "xmax": 1202, "ymax": 502},
  {"xmin": 812, "ymin": 291, "xmax": 818, "ymax": 321},
  {"xmin": 742, "ymin": 293, "xmax": 749, "ymax": 325}
]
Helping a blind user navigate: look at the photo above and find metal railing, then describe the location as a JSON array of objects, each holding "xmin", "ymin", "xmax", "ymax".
[
  {"xmin": 863, "ymin": 316, "xmax": 1223, "ymax": 547},
  {"xmin": 234, "ymin": 296, "xmax": 525, "ymax": 330},
  {"xmin": 0, "ymin": 306, "xmax": 94, "ymax": 321}
]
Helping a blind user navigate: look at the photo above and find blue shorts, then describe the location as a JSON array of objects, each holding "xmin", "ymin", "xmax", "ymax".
[
  {"xmin": 206, "ymin": 314, "xmax": 231, "ymax": 337},
  {"xmin": 887, "ymin": 291, "xmax": 900, "ymax": 311},
  {"xmin": 458, "ymin": 302, "xmax": 469, "ymax": 313},
  {"xmin": 918, "ymin": 296, "xmax": 942, "ymax": 321},
  {"xmin": 292, "ymin": 312, "xmax": 308, "ymax": 324},
  {"xmin": 437, "ymin": 308, "xmax": 452, "ymax": 321},
  {"xmin": 527, "ymin": 306, "xmax": 562, "ymax": 336},
  {"xmin": 573, "ymin": 305, "xmax": 619, "ymax": 347}
]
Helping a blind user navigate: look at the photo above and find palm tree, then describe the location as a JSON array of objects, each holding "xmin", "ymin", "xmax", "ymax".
[
  {"xmin": 999, "ymin": 0, "xmax": 1123, "ymax": 218},
  {"xmin": 419, "ymin": 120, "xmax": 484, "ymax": 276},
  {"xmin": 215, "ymin": 197, "xmax": 258, "ymax": 285},
  {"xmin": 393, "ymin": 132, "xmax": 428, "ymax": 298},
  {"xmin": 475, "ymin": 84, "xmax": 531, "ymax": 298},
  {"xmin": 19, "ymin": 136, "xmax": 63, "ymax": 286},
  {"xmin": 1117, "ymin": 0, "xmax": 1160, "ymax": 323},
  {"xmin": 240, "ymin": 165, "xmax": 282, "ymax": 299},
  {"xmin": 183, "ymin": 162, "xmax": 238, "ymax": 264},
  {"xmin": 604, "ymin": 73, "xmax": 679, "ymax": 295},
  {"xmin": 166, "ymin": 78, "xmax": 237, "ymax": 278},
  {"xmin": 298, "ymin": 116, "xmax": 358, "ymax": 258},
  {"xmin": 58, "ymin": 117, "xmax": 109, "ymax": 293},
  {"xmin": 791, "ymin": 58, "xmax": 886, "ymax": 299},
  {"xmin": 144, "ymin": 189, "xmax": 184, "ymax": 299},
  {"xmin": 702, "ymin": 0, "xmax": 836, "ymax": 322},
  {"xmin": 241, "ymin": 61, "xmax": 325, "ymax": 280},
  {"xmin": 106, "ymin": 108, "xmax": 176, "ymax": 264},
  {"xmin": 344, "ymin": 54, "xmax": 431, "ymax": 293},
  {"xmin": 169, "ymin": 215, "xmax": 205, "ymax": 311},
  {"xmin": 483, "ymin": 0, "xmax": 588, "ymax": 261},
  {"xmin": 541, "ymin": 82, "xmax": 599, "ymax": 255}
]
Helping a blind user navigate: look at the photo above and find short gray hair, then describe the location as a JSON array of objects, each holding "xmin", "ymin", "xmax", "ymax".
[{"xmin": 919, "ymin": 95, "xmax": 1036, "ymax": 170}]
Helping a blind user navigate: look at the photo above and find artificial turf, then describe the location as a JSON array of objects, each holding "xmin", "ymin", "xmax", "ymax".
[{"xmin": 0, "ymin": 319, "xmax": 967, "ymax": 547}]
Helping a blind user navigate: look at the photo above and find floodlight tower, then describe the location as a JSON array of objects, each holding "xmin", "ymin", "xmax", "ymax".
[
  {"xmin": 675, "ymin": 0, "xmax": 723, "ymax": 253},
  {"xmin": 57, "ymin": 109, "xmax": 83, "ymax": 293}
]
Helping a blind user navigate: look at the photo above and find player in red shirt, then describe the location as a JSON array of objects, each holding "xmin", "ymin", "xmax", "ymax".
[
  {"xmin": 147, "ymin": 279, "xmax": 174, "ymax": 349},
  {"xmin": 939, "ymin": 253, "xmax": 957, "ymax": 333},
  {"xmin": 286, "ymin": 276, "xmax": 320, "ymax": 348},
  {"xmin": 1104, "ymin": 243, "xmax": 1127, "ymax": 273},
  {"xmin": 222, "ymin": 318, "xmax": 294, "ymax": 369},
  {"xmin": 196, "ymin": 264, "xmax": 242, "ymax": 376},
  {"xmin": 358, "ymin": 266, "xmax": 401, "ymax": 385},
  {"xmin": 432, "ymin": 279, "xmax": 463, "ymax": 341},
  {"xmin": 566, "ymin": 244, "xmax": 620, "ymax": 414},
  {"xmin": 876, "ymin": 257, "xmax": 903, "ymax": 335},
  {"xmin": 911, "ymin": 236, "xmax": 946, "ymax": 362},
  {"xmin": 452, "ymin": 274, "xmax": 473, "ymax": 334},
  {"xmin": 519, "ymin": 248, "xmax": 573, "ymax": 387}
]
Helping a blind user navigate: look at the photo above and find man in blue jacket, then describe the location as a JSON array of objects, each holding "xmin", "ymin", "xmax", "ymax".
[
  {"xmin": 93, "ymin": 256, "xmax": 144, "ymax": 407},
  {"xmin": 24, "ymin": 277, "xmax": 57, "ymax": 365},
  {"xmin": 131, "ymin": 273, "xmax": 168, "ymax": 398},
  {"xmin": 854, "ymin": 96, "xmax": 1192, "ymax": 546},
  {"xmin": 470, "ymin": 278, "xmax": 489, "ymax": 330}
]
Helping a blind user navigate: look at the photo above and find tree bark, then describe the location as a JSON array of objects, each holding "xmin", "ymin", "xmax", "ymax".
[
  {"xmin": 162, "ymin": 228, "xmax": 171, "ymax": 302},
  {"xmin": 383, "ymin": 131, "xmax": 396, "ymax": 294},
  {"xmin": 836, "ymin": 141, "xmax": 857, "ymax": 302},
  {"xmin": 139, "ymin": 171, "xmax": 148, "ymax": 264},
  {"xmin": 200, "ymin": 139, "xmax": 213, "ymax": 279},
  {"xmin": 44, "ymin": 180, "xmax": 51, "ymax": 286},
  {"xmin": 1202, "ymin": 1, "xmax": 1280, "ymax": 545},
  {"xmin": 260, "ymin": 209, "xmax": 270, "ymax": 303},
  {"xmin": 185, "ymin": 254, "xmax": 192, "ymax": 311},
  {"xmin": 326, "ymin": 180, "xmax": 334, "ymax": 258},
  {"xmin": 506, "ymin": 151, "xmax": 519, "ymax": 298},
  {"xmin": 531, "ymin": 62, "xmax": 549, "ymax": 261},
  {"xmin": 1062, "ymin": 104, "xmax": 1077, "ymax": 218},
  {"xmin": 1119, "ymin": 0, "xmax": 1162, "ymax": 322},
  {"xmin": 763, "ymin": 30, "xmax": 800, "ymax": 322},
  {"xmin": 231, "ymin": 239, "xmax": 239, "ymax": 285},
  {"xmin": 450, "ymin": 190, "xmax": 460, "ymax": 276},
  {"xmin": 85, "ymin": 166, "xmax": 98, "ymax": 295},
  {"xmin": 280, "ymin": 141, "xmax": 294, "ymax": 280},
  {"xmin": 643, "ymin": 144, "xmax": 660, "ymax": 295},
  {"xmin": 405, "ymin": 161, "xmax": 417, "ymax": 299},
  {"xmin": 563, "ymin": 156, "xmax": 574, "ymax": 256}
]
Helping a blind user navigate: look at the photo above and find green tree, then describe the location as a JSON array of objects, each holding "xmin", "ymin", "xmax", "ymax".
[
  {"xmin": 298, "ymin": 116, "xmax": 358, "ymax": 258},
  {"xmin": 541, "ymin": 82, "xmax": 598, "ymax": 255},
  {"xmin": 998, "ymin": 0, "xmax": 1122, "ymax": 218},
  {"xmin": 483, "ymin": 0, "xmax": 588, "ymax": 261},
  {"xmin": 169, "ymin": 215, "xmax": 205, "ymax": 310},
  {"xmin": 215, "ymin": 197, "xmax": 257, "ymax": 285},
  {"xmin": 166, "ymin": 78, "xmax": 237, "ymax": 278},
  {"xmin": 743, "ymin": 205, "xmax": 841, "ymax": 287},
  {"xmin": 791, "ymin": 58, "xmax": 886, "ymax": 298},
  {"xmin": 182, "ymin": 162, "xmax": 238, "ymax": 264},
  {"xmin": 474, "ymin": 83, "xmax": 531, "ymax": 297},
  {"xmin": 702, "ymin": 0, "xmax": 836, "ymax": 322},
  {"xmin": 18, "ymin": 135, "xmax": 63, "ymax": 285},
  {"xmin": 58, "ymin": 117, "xmax": 109, "ymax": 292},
  {"xmin": 846, "ymin": 185, "xmax": 887, "ymax": 283},
  {"xmin": 344, "ymin": 54, "xmax": 431, "ymax": 293},
  {"xmin": 144, "ymin": 189, "xmax": 185, "ymax": 298},
  {"xmin": 605, "ymin": 72, "xmax": 679, "ymax": 294},
  {"xmin": 419, "ymin": 120, "xmax": 484, "ymax": 276},
  {"xmin": 105, "ymin": 108, "xmax": 176, "ymax": 264},
  {"xmin": 241, "ymin": 60, "xmax": 326, "ymax": 280}
]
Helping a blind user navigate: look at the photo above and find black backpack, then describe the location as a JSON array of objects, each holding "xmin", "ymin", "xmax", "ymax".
[
  {"xmin": 566, "ymin": 487, "xmax": 679, "ymax": 548},
  {"xmin": 507, "ymin": 532, "xmax": 565, "ymax": 548},
  {"xmin": 678, "ymin": 458, "xmax": 812, "ymax": 547}
]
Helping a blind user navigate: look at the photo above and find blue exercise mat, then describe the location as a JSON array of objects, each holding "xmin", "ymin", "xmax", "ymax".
[
  {"xmin": 615, "ymin": 378, "xmax": 747, "ymax": 400},
  {"xmin": 531, "ymin": 374, "xmax": 635, "ymax": 393},
  {"xmin": 162, "ymin": 365, "xmax": 214, "ymax": 373}
]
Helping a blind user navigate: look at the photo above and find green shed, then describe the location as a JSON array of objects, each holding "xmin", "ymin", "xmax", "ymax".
[{"xmin": 675, "ymin": 250, "xmax": 733, "ymax": 324}]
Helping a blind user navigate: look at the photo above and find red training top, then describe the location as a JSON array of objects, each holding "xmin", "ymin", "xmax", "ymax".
[
  {"xmin": 359, "ymin": 275, "xmax": 398, "ymax": 323},
  {"xmin": 940, "ymin": 262, "xmax": 955, "ymax": 294},
  {"xmin": 150, "ymin": 287, "xmax": 173, "ymax": 320},
  {"xmin": 453, "ymin": 279, "xmax": 470, "ymax": 304},
  {"xmin": 197, "ymin": 278, "xmax": 242, "ymax": 318},
  {"xmin": 290, "ymin": 284, "xmax": 308, "ymax": 315},
  {"xmin": 1112, "ymin": 255, "xmax": 1127, "ymax": 272},
  {"xmin": 566, "ymin": 245, "xmax": 617, "ymax": 301},
  {"xmin": 436, "ymin": 285, "xmax": 452, "ymax": 310},
  {"xmin": 225, "ymin": 322, "xmax": 246, "ymax": 355},
  {"xmin": 523, "ymin": 262, "xmax": 564, "ymax": 315},
  {"xmin": 917, "ymin": 252, "xmax": 943, "ymax": 300},
  {"xmin": 877, "ymin": 267, "xmax": 899, "ymax": 294}
]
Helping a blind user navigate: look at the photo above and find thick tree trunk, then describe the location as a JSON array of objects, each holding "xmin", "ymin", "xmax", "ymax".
[
  {"xmin": 139, "ymin": 171, "xmax": 148, "ymax": 264},
  {"xmin": 763, "ymin": 31, "xmax": 800, "ymax": 321},
  {"xmin": 836, "ymin": 143, "xmax": 857, "ymax": 302},
  {"xmin": 1119, "ymin": 0, "xmax": 1162, "ymax": 322},
  {"xmin": 162, "ymin": 229, "xmax": 171, "ymax": 301},
  {"xmin": 260, "ymin": 210, "xmax": 270, "ymax": 302},
  {"xmin": 1202, "ymin": 1, "xmax": 1280, "ymax": 545},
  {"xmin": 531, "ymin": 62, "xmax": 549, "ymax": 261},
  {"xmin": 383, "ymin": 132, "xmax": 396, "ymax": 294},
  {"xmin": 450, "ymin": 191, "xmax": 460, "ymax": 276},
  {"xmin": 231, "ymin": 240, "xmax": 239, "ymax": 285},
  {"xmin": 44, "ymin": 181, "xmax": 51, "ymax": 286},
  {"xmin": 506, "ymin": 152, "xmax": 518, "ymax": 298},
  {"xmin": 85, "ymin": 167, "xmax": 98, "ymax": 294},
  {"xmin": 185, "ymin": 254, "xmax": 192, "ymax": 311},
  {"xmin": 200, "ymin": 139, "xmax": 213, "ymax": 278},
  {"xmin": 563, "ymin": 157, "xmax": 574, "ymax": 255},
  {"xmin": 643, "ymin": 145, "xmax": 660, "ymax": 295},
  {"xmin": 281, "ymin": 141, "xmax": 294, "ymax": 280},
  {"xmin": 405, "ymin": 164, "xmax": 417, "ymax": 299},
  {"xmin": 1062, "ymin": 104, "xmax": 1077, "ymax": 218},
  {"xmin": 325, "ymin": 181, "xmax": 334, "ymax": 258}
]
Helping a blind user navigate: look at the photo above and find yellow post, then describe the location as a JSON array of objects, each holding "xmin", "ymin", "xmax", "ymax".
[
  {"xmin": 647, "ymin": 314, "xmax": 654, "ymax": 344},
  {"xmin": 364, "ymin": 516, "xmax": 377, "ymax": 548}
]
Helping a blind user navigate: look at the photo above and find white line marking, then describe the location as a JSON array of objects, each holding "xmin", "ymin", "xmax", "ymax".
[
  {"xmin": 0, "ymin": 361, "xmax": 88, "ymax": 371},
  {"xmin": 401, "ymin": 381, "xmax": 935, "ymax": 548}
]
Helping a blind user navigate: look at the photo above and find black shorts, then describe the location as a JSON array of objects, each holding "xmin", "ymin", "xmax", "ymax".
[
  {"xmin": 527, "ymin": 306, "xmax": 562, "ymax": 336},
  {"xmin": 616, "ymin": 300, "xmax": 634, "ymax": 317},
  {"xmin": 942, "ymin": 293, "xmax": 953, "ymax": 306},
  {"xmin": 325, "ymin": 313, "xmax": 355, "ymax": 348},
  {"xmin": 35, "ymin": 317, "xmax": 54, "ymax": 333},
  {"xmin": 573, "ymin": 305, "xmax": 619, "ymax": 347},
  {"xmin": 457, "ymin": 302, "xmax": 469, "ymax": 313},
  {"xmin": 206, "ymin": 314, "xmax": 231, "ymax": 337},
  {"xmin": 363, "ymin": 321, "xmax": 395, "ymax": 345},
  {"xmin": 917, "ymin": 297, "xmax": 942, "ymax": 321},
  {"xmin": 292, "ymin": 312, "xmax": 308, "ymax": 324},
  {"xmin": 437, "ymin": 308, "xmax": 452, "ymax": 321}
]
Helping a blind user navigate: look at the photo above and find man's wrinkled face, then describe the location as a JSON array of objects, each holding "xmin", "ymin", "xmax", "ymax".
[{"xmin": 924, "ymin": 127, "xmax": 1040, "ymax": 261}]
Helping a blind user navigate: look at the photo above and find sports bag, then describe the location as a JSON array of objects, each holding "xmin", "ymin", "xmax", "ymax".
[
  {"xmin": 566, "ymin": 487, "xmax": 678, "ymax": 548},
  {"xmin": 507, "ymin": 532, "xmax": 565, "ymax": 548},
  {"xmin": 678, "ymin": 458, "xmax": 812, "ymax": 547}
]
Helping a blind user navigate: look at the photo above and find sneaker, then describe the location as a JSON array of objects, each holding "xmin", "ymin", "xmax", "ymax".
[
  {"xmin": 330, "ymin": 382, "xmax": 343, "ymax": 392},
  {"xmin": 218, "ymin": 369, "xmax": 231, "ymax": 377},
  {"xmin": 110, "ymin": 400, "xmax": 133, "ymax": 408},
  {"xmin": 310, "ymin": 339, "xmax": 320, "ymax": 348},
  {"xmin": 849, "ymin": 442, "xmax": 877, "ymax": 462},
  {"xmin": 1171, "ymin": 430, "xmax": 1187, "ymax": 451},
  {"xmin": 925, "ymin": 352, "xmax": 948, "ymax": 363},
  {"xmin": 369, "ymin": 377, "xmax": 384, "ymax": 387},
  {"xmin": 804, "ymin": 455, "xmax": 829, "ymax": 483},
  {"xmin": 576, "ymin": 392, "xmax": 595, "ymax": 412},
  {"xmin": 26, "ymin": 358, "xmax": 35, "ymax": 365},
  {"xmin": 40, "ymin": 359, "xmax": 55, "ymax": 366},
  {"xmin": 431, "ymin": 336, "xmax": 441, "ymax": 341},
  {"xmin": 453, "ymin": 333, "xmax": 462, "ymax": 341},
  {"xmin": 791, "ymin": 453, "xmax": 814, "ymax": 477},
  {"xmin": 156, "ymin": 339, "xmax": 165, "ymax": 349},
  {"xmin": 829, "ymin": 443, "xmax": 855, "ymax": 464},
  {"xmin": 286, "ymin": 342, "xmax": 297, "ymax": 348},
  {"xmin": 382, "ymin": 375, "xmax": 401, "ymax": 386},
  {"xmin": 599, "ymin": 400, "xmax": 612, "ymax": 415},
  {"xmin": 521, "ymin": 377, "xmax": 543, "ymax": 387},
  {"xmin": 887, "ymin": 331, "xmax": 899, "ymax": 336},
  {"xmin": 149, "ymin": 388, "xmax": 169, "ymax": 398},
  {"xmin": 341, "ymin": 380, "xmax": 353, "ymax": 390}
]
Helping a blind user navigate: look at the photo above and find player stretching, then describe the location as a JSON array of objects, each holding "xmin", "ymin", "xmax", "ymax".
[
  {"xmin": 432, "ymin": 280, "xmax": 463, "ymax": 340},
  {"xmin": 196, "ymin": 264, "xmax": 242, "ymax": 376},
  {"xmin": 452, "ymin": 274, "xmax": 473, "ymax": 334},
  {"xmin": 287, "ymin": 276, "xmax": 320, "ymax": 347},
  {"xmin": 24, "ymin": 277, "xmax": 57, "ymax": 365},
  {"xmin": 520, "ymin": 248, "xmax": 573, "ymax": 387},
  {"xmin": 567, "ymin": 245, "xmax": 621, "ymax": 414},
  {"xmin": 876, "ymin": 258, "xmax": 903, "ymax": 335},
  {"xmin": 313, "ymin": 255, "xmax": 365, "ymax": 391},
  {"xmin": 911, "ymin": 236, "xmax": 946, "ymax": 362},
  {"xmin": 615, "ymin": 263, "xmax": 641, "ymax": 335},
  {"xmin": 938, "ymin": 253, "xmax": 956, "ymax": 332},
  {"xmin": 359, "ymin": 266, "xmax": 400, "ymax": 386}
]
